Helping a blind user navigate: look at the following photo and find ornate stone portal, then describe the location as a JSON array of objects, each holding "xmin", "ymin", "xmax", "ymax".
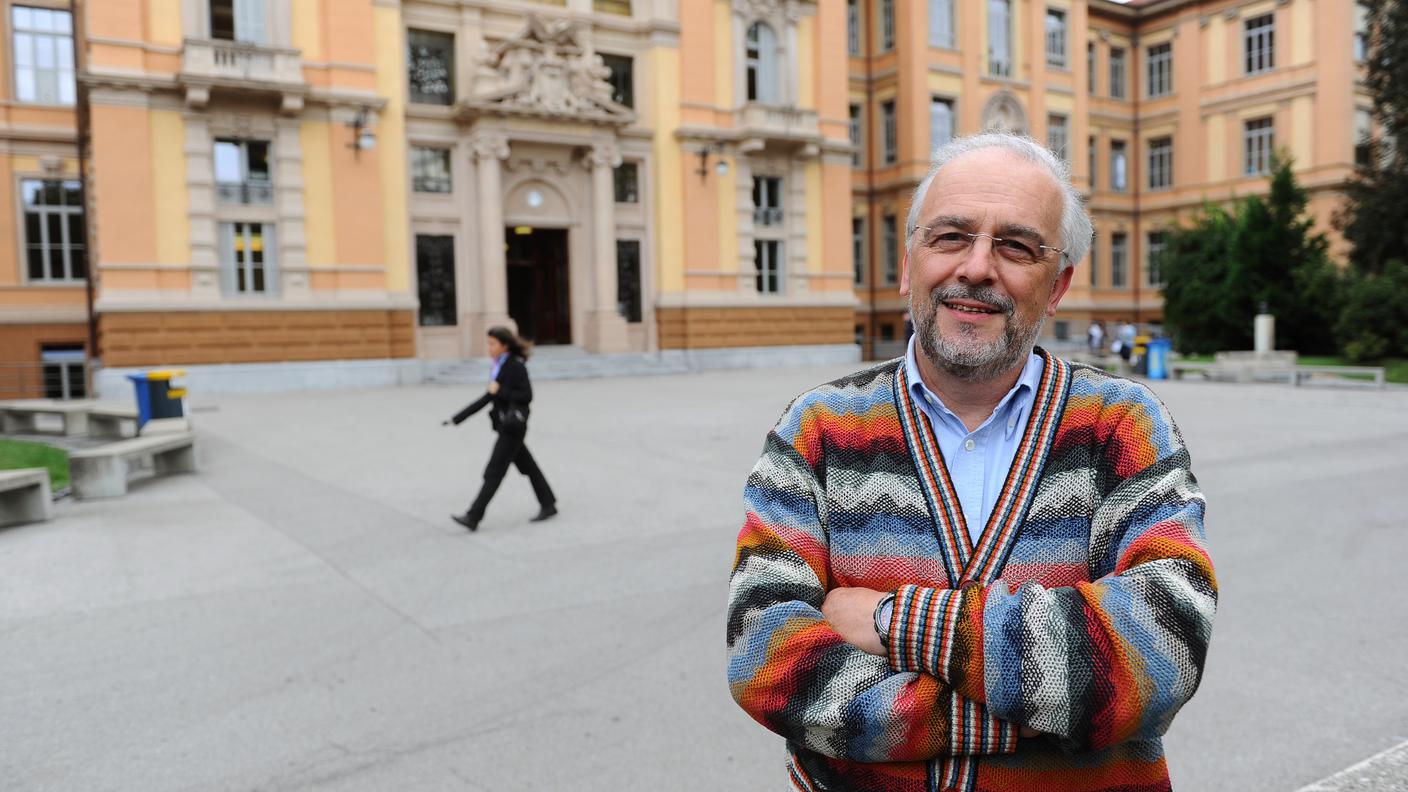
[{"xmin": 980, "ymin": 90, "xmax": 1028, "ymax": 135}]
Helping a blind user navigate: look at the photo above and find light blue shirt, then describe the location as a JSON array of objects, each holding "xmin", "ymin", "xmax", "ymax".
[
  {"xmin": 489, "ymin": 353, "xmax": 509, "ymax": 382},
  {"xmin": 902, "ymin": 336, "xmax": 1045, "ymax": 546}
]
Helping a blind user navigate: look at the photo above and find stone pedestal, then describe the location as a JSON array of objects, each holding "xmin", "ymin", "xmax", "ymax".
[
  {"xmin": 1254, "ymin": 313, "xmax": 1275, "ymax": 353},
  {"xmin": 583, "ymin": 310, "xmax": 630, "ymax": 354}
]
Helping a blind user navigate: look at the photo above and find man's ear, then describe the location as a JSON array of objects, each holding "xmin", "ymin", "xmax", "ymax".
[
  {"xmin": 1045, "ymin": 264, "xmax": 1075, "ymax": 316},
  {"xmin": 898, "ymin": 249, "xmax": 911, "ymax": 298}
]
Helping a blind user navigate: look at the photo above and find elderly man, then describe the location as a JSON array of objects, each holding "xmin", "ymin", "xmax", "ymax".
[{"xmin": 727, "ymin": 133, "xmax": 1216, "ymax": 792}]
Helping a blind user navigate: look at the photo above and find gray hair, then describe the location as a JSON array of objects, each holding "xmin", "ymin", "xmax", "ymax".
[{"xmin": 904, "ymin": 132, "xmax": 1093, "ymax": 271}]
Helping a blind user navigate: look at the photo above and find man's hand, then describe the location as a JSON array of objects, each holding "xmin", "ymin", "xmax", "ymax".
[
  {"xmin": 487, "ymin": 382, "xmax": 500, "ymax": 395},
  {"xmin": 821, "ymin": 587, "xmax": 888, "ymax": 656}
]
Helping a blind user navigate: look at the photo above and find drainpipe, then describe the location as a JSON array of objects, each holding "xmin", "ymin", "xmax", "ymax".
[
  {"xmin": 71, "ymin": 0, "xmax": 99, "ymax": 377},
  {"xmin": 864, "ymin": 0, "xmax": 878, "ymax": 360},
  {"xmin": 1130, "ymin": 28, "xmax": 1141, "ymax": 325}
]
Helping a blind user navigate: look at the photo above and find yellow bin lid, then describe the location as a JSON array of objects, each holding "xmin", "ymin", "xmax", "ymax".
[{"xmin": 147, "ymin": 369, "xmax": 186, "ymax": 381}]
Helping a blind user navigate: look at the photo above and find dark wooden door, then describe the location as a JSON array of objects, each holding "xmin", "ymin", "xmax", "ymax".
[{"xmin": 505, "ymin": 227, "xmax": 570, "ymax": 345}]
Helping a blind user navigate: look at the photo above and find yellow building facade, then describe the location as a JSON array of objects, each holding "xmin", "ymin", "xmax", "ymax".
[
  {"xmin": 849, "ymin": 0, "xmax": 1369, "ymax": 357},
  {"xmin": 0, "ymin": 0, "xmax": 858, "ymax": 396}
]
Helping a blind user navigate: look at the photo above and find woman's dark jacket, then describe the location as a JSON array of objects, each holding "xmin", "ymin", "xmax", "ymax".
[{"xmin": 449, "ymin": 355, "xmax": 532, "ymax": 431}]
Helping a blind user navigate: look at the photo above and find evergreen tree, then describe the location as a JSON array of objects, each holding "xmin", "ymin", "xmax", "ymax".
[{"xmin": 1337, "ymin": 0, "xmax": 1408, "ymax": 274}]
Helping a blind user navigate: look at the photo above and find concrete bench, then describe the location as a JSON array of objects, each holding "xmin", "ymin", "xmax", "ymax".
[
  {"xmin": 1169, "ymin": 361, "xmax": 1218, "ymax": 380},
  {"xmin": 69, "ymin": 432, "xmax": 196, "ymax": 499},
  {"xmin": 0, "ymin": 468, "xmax": 53, "ymax": 527},
  {"xmin": 1293, "ymin": 365, "xmax": 1387, "ymax": 388},
  {"xmin": 88, "ymin": 404, "xmax": 140, "ymax": 440},
  {"xmin": 0, "ymin": 399, "xmax": 93, "ymax": 437}
]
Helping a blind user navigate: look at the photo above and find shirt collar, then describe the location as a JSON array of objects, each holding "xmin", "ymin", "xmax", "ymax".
[{"xmin": 903, "ymin": 335, "xmax": 1044, "ymax": 439}]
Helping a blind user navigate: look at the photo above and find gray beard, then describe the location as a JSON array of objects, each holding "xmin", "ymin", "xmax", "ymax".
[{"xmin": 911, "ymin": 284, "xmax": 1044, "ymax": 382}]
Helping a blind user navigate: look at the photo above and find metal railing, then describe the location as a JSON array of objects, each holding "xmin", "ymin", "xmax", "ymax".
[
  {"xmin": 0, "ymin": 362, "xmax": 92, "ymax": 401},
  {"xmin": 216, "ymin": 180, "xmax": 274, "ymax": 205},
  {"xmin": 753, "ymin": 206, "xmax": 784, "ymax": 227}
]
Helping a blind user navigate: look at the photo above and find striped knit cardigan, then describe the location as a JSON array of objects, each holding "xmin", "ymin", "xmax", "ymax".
[{"xmin": 727, "ymin": 351, "xmax": 1216, "ymax": 792}]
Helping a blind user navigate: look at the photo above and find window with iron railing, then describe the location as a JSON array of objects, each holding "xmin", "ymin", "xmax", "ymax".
[
  {"xmin": 214, "ymin": 138, "xmax": 273, "ymax": 204},
  {"xmin": 41, "ymin": 345, "xmax": 86, "ymax": 400},
  {"xmin": 416, "ymin": 234, "xmax": 456, "ymax": 327},
  {"xmin": 614, "ymin": 162, "xmax": 639, "ymax": 203},
  {"xmin": 601, "ymin": 53, "xmax": 634, "ymax": 109},
  {"xmin": 411, "ymin": 146, "xmax": 452, "ymax": 193},
  {"xmin": 408, "ymin": 29, "xmax": 454, "ymax": 105},
  {"xmin": 753, "ymin": 176, "xmax": 784, "ymax": 227}
]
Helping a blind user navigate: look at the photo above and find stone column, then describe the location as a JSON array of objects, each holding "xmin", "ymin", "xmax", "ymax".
[
  {"xmin": 583, "ymin": 142, "xmax": 630, "ymax": 353},
  {"xmin": 470, "ymin": 133, "xmax": 514, "ymax": 346}
]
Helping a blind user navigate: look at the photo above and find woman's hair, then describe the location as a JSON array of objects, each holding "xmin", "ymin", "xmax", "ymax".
[{"xmin": 487, "ymin": 326, "xmax": 532, "ymax": 359}]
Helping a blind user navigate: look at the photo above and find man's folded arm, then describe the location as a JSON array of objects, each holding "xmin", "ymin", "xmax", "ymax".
[{"xmin": 727, "ymin": 423, "xmax": 1019, "ymax": 762}]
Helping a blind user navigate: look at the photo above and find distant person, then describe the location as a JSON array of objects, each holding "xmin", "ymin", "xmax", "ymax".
[
  {"xmin": 1118, "ymin": 321, "xmax": 1137, "ymax": 362},
  {"xmin": 1087, "ymin": 320, "xmax": 1104, "ymax": 353},
  {"xmin": 727, "ymin": 132, "xmax": 1215, "ymax": 791},
  {"xmin": 443, "ymin": 327, "xmax": 557, "ymax": 531}
]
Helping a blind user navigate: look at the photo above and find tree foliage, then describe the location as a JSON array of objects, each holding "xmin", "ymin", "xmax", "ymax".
[{"xmin": 1158, "ymin": 156, "xmax": 1340, "ymax": 355}]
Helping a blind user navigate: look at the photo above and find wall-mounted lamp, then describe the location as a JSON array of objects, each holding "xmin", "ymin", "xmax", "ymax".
[
  {"xmin": 695, "ymin": 142, "xmax": 729, "ymax": 179},
  {"xmin": 347, "ymin": 108, "xmax": 377, "ymax": 154}
]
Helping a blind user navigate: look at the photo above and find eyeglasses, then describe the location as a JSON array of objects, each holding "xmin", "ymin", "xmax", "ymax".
[{"xmin": 913, "ymin": 226, "xmax": 1070, "ymax": 266}]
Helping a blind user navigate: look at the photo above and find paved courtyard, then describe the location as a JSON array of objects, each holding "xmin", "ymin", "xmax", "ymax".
[{"xmin": 3, "ymin": 364, "xmax": 1407, "ymax": 791}]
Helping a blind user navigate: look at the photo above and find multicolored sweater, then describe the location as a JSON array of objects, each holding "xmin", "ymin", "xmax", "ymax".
[{"xmin": 727, "ymin": 351, "xmax": 1216, "ymax": 792}]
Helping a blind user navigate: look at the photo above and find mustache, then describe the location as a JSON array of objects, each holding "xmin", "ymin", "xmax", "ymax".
[{"xmin": 927, "ymin": 284, "xmax": 1015, "ymax": 317}]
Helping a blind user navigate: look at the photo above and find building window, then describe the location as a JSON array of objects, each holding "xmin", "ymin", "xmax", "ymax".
[
  {"xmin": 989, "ymin": 0, "xmax": 1012, "ymax": 76},
  {"xmin": 852, "ymin": 217, "xmax": 867, "ymax": 285},
  {"xmin": 849, "ymin": 103, "xmax": 864, "ymax": 167},
  {"xmin": 616, "ymin": 240, "xmax": 642, "ymax": 323},
  {"xmin": 881, "ymin": 100, "xmax": 897, "ymax": 165},
  {"xmin": 1356, "ymin": 108, "xmax": 1373, "ymax": 168},
  {"xmin": 1089, "ymin": 239, "xmax": 1099, "ymax": 286},
  {"xmin": 1148, "ymin": 136, "xmax": 1173, "ymax": 190},
  {"xmin": 593, "ymin": 0, "xmax": 631, "ymax": 15},
  {"xmin": 882, "ymin": 214, "xmax": 898, "ymax": 285},
  {"xmin": 21, "ymin": 179, "xmax": 85, "ymax": 282},
  {"xmin": 1355, "ymin": 2, "xmax": 1370, "ymax": 62},
  {"xmin": 209, "ymin": 0, "xmax": 267, "ymax": 44},
  {"xmin": 752, "ymin": 176, "xmax": 783, "ymax": 227},
  {"xmin": 880, "ymin": 0, "xmax": 895, "ymax": 52},
  {"xmin": 930, "ymin": 97, "xmax": 954, "ymax": 154},
  {"xmin": 755, "ymin": 240, "xmax": 782, "ymax": 294},
  {"xmin": 745, "ymin": 23, "xmax": 779, "ymax": 103},
  {"xmin": 1088, "ymin": 135, "xmax": 1097, "ymax": 189},
  {"xmin": 1110, "ymin": 140, "xmax": 1127, "ymax": 192},
  {"xmin": 1110, "ymin": 232, "xmax": 1127, "ymax": 287},
  {"xmin": 1045, "ymin": 9, "xmax": 1067, "ymax": 68},
  {"xmin": 847, "ymin": 0, "xmax": 861, "ymax": 56},
  {"xmin": 1047, "ymin": 113, "xmax": 1068, "ymax": 161},
  {"xmin": 601, "ymin": 53, "xmax": 634, "ymax": 109},
  {"xmin": 880, "ymin": 323, "xmax": 895, "ymax": 342},
  {"xmin": 930, "ymin": 0, "xmax": 954, "ymax": 48},
  {"xmin": 1053, "ymin": 320, "xmax": 1070, "ymax": 341},
  {"xmin": 1109, "ymin": 47, "xmax": 1126, "ymax": 99},
  {"xmin": 1087, "ymin": 41, "xmax": 1097, "ymax": 93},
  {"xmin": 220, "ymin": 222, "xmax": 275, "ymax": 295},
  {"xmin": 415, "ymin": 234, "xmax": 457, "ymax": 327},
  {"xmin": 614, "ymin": 162, "xmax": 639, "ymax": 203},
  {"xmin": 1147, "ymin": 41, "xmax": 1172, "ymax": 97},
  {"xmin": 11, "ymin": 6, "xmax": 75, "ymax": 106},
  {"xmin": 214, "ymin": 138, "xmax": 273, "ymax": 204},
  {"xmin": 41, "ymin": 345, "xmax": 86, "ymax": 400},
  {"xmin": 407, "ymin": 29, "xmax": 454, "ymax": 105},
  {"xmin": 1243, "ymin": 117, "xmax": 1274, "ymax": 176},
  {"xmin": 410, "ymin": 146, "xmax": 452, "ymax": 194},
  {"xmin": 1245, "ymin": 13, "xmax": 1274, "ymax": 75},
  {"xmin": 1146, "ymin": 230, "xmax": 1166, "ymax": 287}
]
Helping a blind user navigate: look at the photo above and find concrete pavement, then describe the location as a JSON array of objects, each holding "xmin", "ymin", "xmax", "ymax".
[{"xmin": 2, "ymin": 365, "xmax": 1407, "ymax": 791}]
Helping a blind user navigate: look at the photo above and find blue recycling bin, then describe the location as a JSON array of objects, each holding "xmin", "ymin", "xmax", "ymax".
[
  {"xmin": 1146, "ymin": 338, "xmax": 1172, "ymax": 380},
  {"xmin": 127, "ymin": 370, "xmax": 187, "ymax": 428}
]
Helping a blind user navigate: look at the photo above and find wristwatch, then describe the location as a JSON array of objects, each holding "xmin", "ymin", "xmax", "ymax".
[{"xmin": 873, "ymin": 593, "xmax": 897, "ymax": 644}]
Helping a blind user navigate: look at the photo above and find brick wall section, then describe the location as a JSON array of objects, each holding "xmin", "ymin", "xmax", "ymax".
[
  {"xmin": 99, "ymin": 310, "xmax": 416, "ymax": 367},
  {"xmin": 0, "ymin": 324, "xmax": 90, "ymax": 398},
  {"xmin": 656, "ymin": 306, "xmax": 855, "ymax": 349}
]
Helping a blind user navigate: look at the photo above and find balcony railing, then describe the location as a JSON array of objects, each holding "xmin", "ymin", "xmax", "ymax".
[
  {"xmin": 735, "ymin": 103, "xmax": 821, "ymax": 147},
  {"xmin": 753, "ymin": 206, "xmax": 784, "ymax": 227},
  {"xmin": 180, "ymin": 38, "xmax": 306, "ymax": 110},
  {"xmin": 217, "ymin": 180, "xmax": 274, "ymax": 205}
]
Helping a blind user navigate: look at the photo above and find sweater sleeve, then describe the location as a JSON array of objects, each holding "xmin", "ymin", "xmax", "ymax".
[
  {"xmin": 727, "ymin": 400, "xmax": 1019, "ymax": 762},
  {"xmin": 884, "ymin": 385, "xmax": 1217, "ymax": 754},
  {"xmin": 450, "ymin": 393, "xmax": 492, "ymax": 424}
]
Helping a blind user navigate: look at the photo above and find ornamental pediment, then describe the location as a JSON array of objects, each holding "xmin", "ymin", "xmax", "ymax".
[{"xmin": 461, "ymin": 16, "xmax": 633, "ymax": 126}]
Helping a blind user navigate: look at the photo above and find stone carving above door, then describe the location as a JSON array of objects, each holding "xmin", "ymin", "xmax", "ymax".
[
  {"xmin": 464, "ymin": 16, "xmax": 633, "ymax": 126},
  {"xmin": 980, "ymin": 90, "xmax": 1028, "ymax": 135}
]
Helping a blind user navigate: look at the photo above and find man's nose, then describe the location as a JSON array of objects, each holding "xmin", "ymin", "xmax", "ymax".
[{"xmin": 955, "ymin": 234, "xmax": 999, "ymax": 282}]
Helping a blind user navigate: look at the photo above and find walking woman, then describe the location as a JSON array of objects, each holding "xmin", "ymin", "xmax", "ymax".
[{"xmin": 443, "ymin": 326, "xmax": 557, "ymax": 531}]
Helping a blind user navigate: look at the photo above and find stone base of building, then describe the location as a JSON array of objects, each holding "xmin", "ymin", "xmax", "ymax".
[
  {"xmin": 98, "ymin": 309, "xmax": 416, "ymax": 368},
  {"xmin": 657, "ymin": 305, "xmax": 855, "ymax": 349},
  {"xmin": 94, "ymin": 357, "xmax": 426, "ymax": 400}
]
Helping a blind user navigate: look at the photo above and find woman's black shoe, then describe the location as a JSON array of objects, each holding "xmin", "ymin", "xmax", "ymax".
[
  {"xmin": 452, "ymin": 513, "xmax": 479, "ymax": 531},
  {"xmin": 529, "ymin": 505, "xmax": 558, "ymax": 523}
]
